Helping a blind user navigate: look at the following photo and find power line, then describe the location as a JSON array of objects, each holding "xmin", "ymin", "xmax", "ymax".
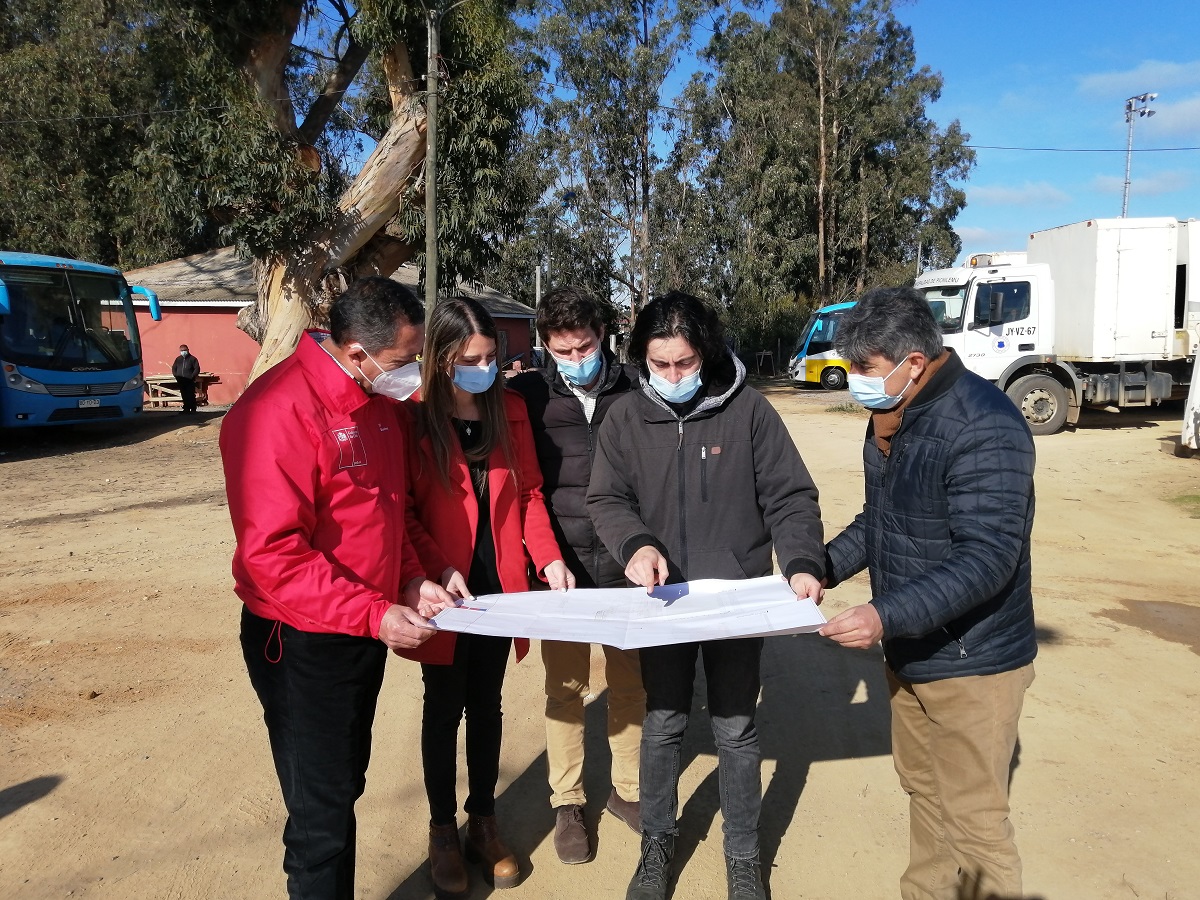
[{"xmin": 965, "ymin": 144, "xmax": 1200, "ymax": 153}]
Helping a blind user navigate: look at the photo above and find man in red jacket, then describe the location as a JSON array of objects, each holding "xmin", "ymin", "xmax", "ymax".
[{"xmin": 220, "ymin": 277, "xmax": 453, "ymax": 900}]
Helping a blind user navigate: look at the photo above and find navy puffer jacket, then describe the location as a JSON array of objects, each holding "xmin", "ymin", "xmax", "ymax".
[{"xmin": 825, "ymin": 351, "xmax": 1038, "ymax": 683}]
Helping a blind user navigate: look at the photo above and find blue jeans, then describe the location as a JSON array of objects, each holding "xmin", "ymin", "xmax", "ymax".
[
  {"xmin": 639, "ymin": 637, "xmax": 764, "ymax": 859},
  {"xmin": 241, "ymin": 607, "xmax": 387, "ymax": 900}
]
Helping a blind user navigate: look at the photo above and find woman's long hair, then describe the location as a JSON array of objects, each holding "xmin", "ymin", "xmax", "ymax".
[{"xmin": 418, "ymin": 297, "xmax": 513, "ymax": 488}]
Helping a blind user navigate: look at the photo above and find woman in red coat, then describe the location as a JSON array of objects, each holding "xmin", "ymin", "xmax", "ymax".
[{"xmin": 399, "ymin": 297, "xmax": 573, "ymax": 898}]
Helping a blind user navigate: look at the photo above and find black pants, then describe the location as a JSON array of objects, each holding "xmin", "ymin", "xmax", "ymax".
[
  {"xmin": 177, "ymin": 377, "xmax": 197, "ymax": 412},
  {"xmin": 420, "ymin": 633, "xmax": 513, "ymax": 825},
  {"xmin": 241, "ymin": 607, "xmax": 386, "ymax": 900}
]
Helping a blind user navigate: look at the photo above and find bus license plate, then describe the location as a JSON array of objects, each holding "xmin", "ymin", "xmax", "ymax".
[{"xmin": 78, "ymin": 398, "xmax": 101, "ymax": 408}]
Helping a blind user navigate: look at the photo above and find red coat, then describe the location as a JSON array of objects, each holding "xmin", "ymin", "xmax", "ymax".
[
  {"xmin": 397, "ymin": 390, "xmax": 562, "ymax": 664},
  {"xmin": 220, "ymin": 332, "xmax": 423, "ymax": 638}
]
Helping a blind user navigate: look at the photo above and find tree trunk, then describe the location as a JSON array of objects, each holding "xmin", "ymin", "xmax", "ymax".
[
  {"xmin": 242, "ymin": 40, "xmax": 425, "ymax": 384},
  {"xmin": 246, "ymin": 115, "xmax": 427, "ymax": 383}
]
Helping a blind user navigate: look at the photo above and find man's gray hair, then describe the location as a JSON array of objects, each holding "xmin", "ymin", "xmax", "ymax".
[{"xmin": 836, "ymin": 286, "xmax": 944, "ymax": 366}]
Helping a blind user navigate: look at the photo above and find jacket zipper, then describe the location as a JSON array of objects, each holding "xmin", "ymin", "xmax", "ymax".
[
  {"xmin": 587, "ymin": 420, "xmax": 601, "ymax": 586},
  {"xmin": 700, "ymin": 446, "xmax": 708, "ymax": 502},
  {"xmin": 677, "ymin": 420, "xmax": 688, "ymax": 573},
  {"xmin": 943, "ymin": 626, "xmax": 968, "ymax": 659}
]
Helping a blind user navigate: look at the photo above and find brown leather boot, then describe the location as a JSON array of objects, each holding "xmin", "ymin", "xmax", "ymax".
[
  {"xmin": 428, "ymin": 821, "xmax": 469, "ymax": 899},
  {"xmin": 465, "ymin": 813, "xmax": 521, "ymax": 889}
]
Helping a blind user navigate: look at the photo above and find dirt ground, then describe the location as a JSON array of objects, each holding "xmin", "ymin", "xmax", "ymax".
[{"xmin": 2, "ymin": 384, "xmax": 1199, "ymax": 900}]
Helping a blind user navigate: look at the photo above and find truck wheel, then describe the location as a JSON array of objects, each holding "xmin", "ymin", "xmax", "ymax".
[
  {"xmin": 821, "ymin": 366, "xmax": 847, "ymax": 390},
  {"xmin": 1005, "ymin": 374, "xmax": 1068, "ymax": 435}
]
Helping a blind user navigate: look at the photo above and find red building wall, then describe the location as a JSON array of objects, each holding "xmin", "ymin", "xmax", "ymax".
[
  {"xmin": 135, "ymin": 308, "xmax": 259, "ymax": 406},
  {"xmin": 135, "ymin": 307, "xmax": 533, "ymax": 407}
]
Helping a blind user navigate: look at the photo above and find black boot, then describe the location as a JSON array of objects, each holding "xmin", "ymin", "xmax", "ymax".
[
  {"xmin": 626, "ymin": 833, "xmax": 674, "ymax": 900},
  {"xmin": 726, "ymin": 854, "xmax": 766, "ymax": 900}
]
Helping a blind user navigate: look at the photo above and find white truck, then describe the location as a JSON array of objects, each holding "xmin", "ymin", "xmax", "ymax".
[{"xmin": 914, "ymin": 217, "xmax": 1199, "ymax": 434}]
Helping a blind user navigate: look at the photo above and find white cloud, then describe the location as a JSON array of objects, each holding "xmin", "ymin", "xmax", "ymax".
[
  {"xmin": 1078, "ymin": 60, "xmax": 1200, "ymax": 97},
  {"xmin": 1141, "ymin": 94, "xmax": 1200, "ymax": 138},
  {"xmin": 970, "ymin": 182, "xmax": 1072, "ymax": 207},
  {"xmin": 955, "ymin": 227, "xmax": 1028, "ymax": 256},
  {"xmin": 1091, "ymin": 169, "xmax": 1193, "ymax": 196}
]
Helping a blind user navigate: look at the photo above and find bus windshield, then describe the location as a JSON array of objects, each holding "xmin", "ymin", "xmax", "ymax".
[
  {"xmin": 920, "ymin": 285, "xmax": 969, "ymax": 334},
  {"xmin": 0, "ymin": 268, "xmax": 140, "ymax": 371}
]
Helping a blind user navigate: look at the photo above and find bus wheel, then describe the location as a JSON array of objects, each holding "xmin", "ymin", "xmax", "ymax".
[
  {"xmin": 821, "ymin": 367, "xmax": 847, "ymax": 390},
  {"xmin": 1005, "ymin": 374, "xmax": 1068, "ymax": 435}
]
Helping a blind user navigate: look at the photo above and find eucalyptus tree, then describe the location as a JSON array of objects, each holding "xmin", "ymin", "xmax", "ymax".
[
  {"xmin": 1, "ymin": 0, "xmax": 536, "ymax": 379},
  {"xmin": 531, "ymin": 0, "xmax": 712, "ymax": 314}
]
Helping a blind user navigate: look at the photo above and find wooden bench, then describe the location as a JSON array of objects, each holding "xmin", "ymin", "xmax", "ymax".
[{"xmin": 144, "ymin": 373, "xmax": 220, "ymax": 408}]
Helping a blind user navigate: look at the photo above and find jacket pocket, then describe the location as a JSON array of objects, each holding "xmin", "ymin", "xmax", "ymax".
[{"xmin": 686, "ymin": 548, "xmax": 748, "ymax": 580}]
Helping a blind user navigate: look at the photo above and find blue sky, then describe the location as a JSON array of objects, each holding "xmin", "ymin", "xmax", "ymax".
[{"xmin": 889, "ymin": 0, "xmax": 1200, "ymax": 262}]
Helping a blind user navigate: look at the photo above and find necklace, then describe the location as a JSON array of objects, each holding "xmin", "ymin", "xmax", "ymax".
[{"xmin": 464, "ymin": 422, "xmax": 472, "ymax": 436}]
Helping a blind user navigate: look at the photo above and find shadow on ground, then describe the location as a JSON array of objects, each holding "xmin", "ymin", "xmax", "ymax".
[
  {"xmin": 384, "ymin": 634, "xmax": 891, "ymax": 899},
  {"xmin": 0, "ymin": 775, "xmax": 63, "ymax": 822}
]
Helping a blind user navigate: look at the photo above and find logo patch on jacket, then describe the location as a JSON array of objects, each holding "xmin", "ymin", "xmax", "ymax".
[{"xmin": 332, "ymin": 426, "xmax": 368, "ymax": 469}]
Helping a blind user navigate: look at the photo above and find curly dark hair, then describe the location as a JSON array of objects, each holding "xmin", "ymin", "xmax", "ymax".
[
  {"xmin": 535, "ymin": 286, "xmax": 614, "ymax": 341},
  {"xmin": 629, "ymin": 291, "xmax": 733, "ymax": 382}
]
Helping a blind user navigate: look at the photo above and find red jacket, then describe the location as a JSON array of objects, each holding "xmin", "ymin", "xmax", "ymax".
[
  {"xmin": 220, "ymin": 332, "xmax": 423, "ymax": 638},
  {"xmin": 397, "ymin": 390, "xmax": 562, "ymax": 664}
]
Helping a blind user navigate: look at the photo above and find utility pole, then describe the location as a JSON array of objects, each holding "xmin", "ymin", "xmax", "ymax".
[
  {"xmin": 1122, "ymin": 92, "xmax": 1157, "ymax": 217},
  {"xmin": 424, "ymin": 8, "xmax": 441, "ymax": 318}
]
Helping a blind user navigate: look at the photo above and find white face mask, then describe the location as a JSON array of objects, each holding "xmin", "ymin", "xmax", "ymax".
[
  {"xmin": 354, "ymin": 345, "xmax": 422, "ymax": 401},
  {"xmin": 179, "ymin": 350, "xmax": 189, "ymax": 357}
]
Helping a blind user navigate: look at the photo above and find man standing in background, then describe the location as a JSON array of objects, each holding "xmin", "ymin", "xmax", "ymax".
[
  {"xmin": 510, "ymin": 286, "xmax": 645, "ymax": 865},
  {"xmin": 171, "ymin": 343, "xmax": 200, "ymax": 413}
]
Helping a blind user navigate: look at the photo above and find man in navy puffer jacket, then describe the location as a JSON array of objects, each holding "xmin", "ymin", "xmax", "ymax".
[{"xmin": 821, "ymin": 286, "xmax": 1037, "ymax": 900}]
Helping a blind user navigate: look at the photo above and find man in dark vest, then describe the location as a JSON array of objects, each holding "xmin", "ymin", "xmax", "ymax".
[
  {"xmin": 172, "ymin": 344, "xmax": 201, "ymax": 413},
  {"xmin": 509, "ymin": 287, "xmax": 645, "ymax": 865}
]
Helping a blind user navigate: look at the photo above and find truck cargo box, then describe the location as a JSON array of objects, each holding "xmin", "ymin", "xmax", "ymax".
[{"xmin": 1026, "ymin": 217, "xmax": 1182, "ymax": 361}]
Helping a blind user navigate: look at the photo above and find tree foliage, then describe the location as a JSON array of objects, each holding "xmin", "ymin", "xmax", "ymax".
[
  {"xmin": 0, "ymin": 0, "xmax": 536, "ymax": 295},
  {"xmin": 651, "ymin": 0, "xmax": 974, "ymax": 352},
  {"xmin": 492, "ymin": 0, "xmax": 974, "ymax": 352},
  {"xmin": 525, "ymin": 0, "xmax": 712, "ymax": 313}
]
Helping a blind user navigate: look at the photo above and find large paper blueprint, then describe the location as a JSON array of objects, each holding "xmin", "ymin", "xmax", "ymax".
[{"xmin": 429, "ymin": 575, "xmax": 827, "ymax": 650}]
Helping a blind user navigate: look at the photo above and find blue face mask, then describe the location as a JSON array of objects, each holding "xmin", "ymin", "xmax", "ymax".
[
  {"xmin": 553, "ymin": 347, "xmax": 602, "ymax": 386},
  {"xmin": 649, "ymin": 367, "xmax": 703, "ymax": 404},
  {"xmin": 847, "ymin": 359, "xmax": 912, "ymax": 410},
  {"xmin": 453, "ymin": 360, "xmax": 498, "ymax": 394}
]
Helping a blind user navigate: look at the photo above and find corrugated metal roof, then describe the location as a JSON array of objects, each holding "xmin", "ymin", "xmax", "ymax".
[{"xmin": 125, "ymin": 248, "xmax": 535, "ymax": 319}]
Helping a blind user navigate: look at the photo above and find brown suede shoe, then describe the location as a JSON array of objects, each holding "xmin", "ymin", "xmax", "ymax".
[
  {"xmin": 465, "ymin": 813, "xmax": 521, "ymax": 889},
  {"xmin": 553, "ymin": 804, "xmax": 593, "ymax": 864},
  {"xmin": 428, "ymin": 822, "xmax": 469, "ymax": 899},
  {"xmin": 606, "ymin": 788, "xmax": 642, "ymax": 835}
]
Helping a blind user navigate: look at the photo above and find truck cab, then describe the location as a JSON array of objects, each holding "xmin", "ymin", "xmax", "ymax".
[{"xmin": 916, "ymin": 254, "xmax": 1068, "ymax": 434}]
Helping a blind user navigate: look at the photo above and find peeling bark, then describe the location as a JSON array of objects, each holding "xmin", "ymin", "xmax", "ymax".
[{"xmin": 242, "ymin": 39, "xmax": 426, "ymax": 384}]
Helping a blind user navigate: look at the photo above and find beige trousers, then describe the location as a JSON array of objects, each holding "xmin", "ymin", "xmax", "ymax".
[
  {"xmin": 888, "ymin": 663, "xmax": 1035, "ymax": 900},
  {"xmin": 542, "ymin": 640, "xmax": 645, "ymax": 808}
]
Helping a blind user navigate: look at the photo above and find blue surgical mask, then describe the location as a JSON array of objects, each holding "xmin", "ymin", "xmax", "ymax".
[
  {"xmin": 847, "ymin": 359, "xmax": 912, "ymax": 410},
  {"xmin": 453, "ymin": 361, "xmax": 498, "ymax": 394},
  {"xmin": 649, "ymin": 367, "xmax": 703, "ymax": 404},
  {"xmin": 553, "ymin": 347, "xmax": 602, "ymax": 386}
]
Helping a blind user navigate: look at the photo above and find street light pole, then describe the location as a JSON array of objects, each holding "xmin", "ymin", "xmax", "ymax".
[
  {"xmin": 1122, "ymin": 92, "xmax": 1157, "ymax": 217},
  {"xmin": 424, "ymin": 8, "xmax": 440, "ymax": 318}
]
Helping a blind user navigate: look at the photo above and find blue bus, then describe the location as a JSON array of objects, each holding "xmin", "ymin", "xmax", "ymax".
[{"xmin": 0, "ymin": 252, "xmax": 161, "ymax": 427}]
